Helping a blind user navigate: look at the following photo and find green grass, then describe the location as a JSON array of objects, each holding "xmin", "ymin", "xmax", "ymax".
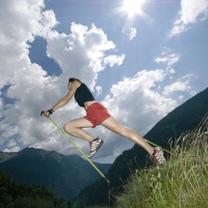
[
  {"xmin": 85, "ymin": 117, "xmax": 208, "ymax": 208},
  {"xmin": 115, "ymin": 123, "xmax": 208, "ymax": 208}
]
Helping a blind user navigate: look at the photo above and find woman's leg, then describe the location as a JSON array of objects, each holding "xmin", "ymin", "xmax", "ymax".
[
  {"xmin": 63, "ymin": 117, "xmax": 95, "ymax": 143},
  {"xmin": 101, "ymin": 116, "xmax": 154, "ymax": 155}
]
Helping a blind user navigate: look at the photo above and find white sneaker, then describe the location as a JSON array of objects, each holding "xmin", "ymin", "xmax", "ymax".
[
  {"xmin": 150, "ymin": 147, "xmax": 166, "ymax": 165},
  {"xmin": 88, "ymin": 137, "xmax": 104, "ymax": 158}
]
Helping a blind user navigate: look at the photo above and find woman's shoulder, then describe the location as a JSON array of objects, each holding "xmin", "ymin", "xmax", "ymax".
[
  {"xmin": 69, "ymin": 80, "xmax": 82, "ymax": 91},
  {"xmin": 75, "ymin": 80, "xmax": 82, "ymax": 89}
]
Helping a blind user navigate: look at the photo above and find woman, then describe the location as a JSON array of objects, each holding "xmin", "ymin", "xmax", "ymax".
[{"xmin": 41, "ymin": 78, "xmax": 166, "ymax": 164}]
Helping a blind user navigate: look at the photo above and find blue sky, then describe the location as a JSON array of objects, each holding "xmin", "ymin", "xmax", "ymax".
[
  {"xmin": 0, "ymin": 0, "xmax": 208, "ymax": 163},
  {"xmin": 29, "ymin": 0, "xmax": 208, "ymax": 99}
]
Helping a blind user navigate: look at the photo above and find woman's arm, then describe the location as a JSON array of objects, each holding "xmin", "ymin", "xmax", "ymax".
[{"xmin": 51, "ymin": 81, "xmax": 78, "ymax": 112}]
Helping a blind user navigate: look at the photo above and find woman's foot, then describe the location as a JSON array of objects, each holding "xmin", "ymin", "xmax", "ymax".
[
  {"xmin": 149, "ymin": 147, "xmax": 166, "ymax": 165},
  {"xmin": 88, "ymin": 137, "xmax": 104, "ymax": 158}
]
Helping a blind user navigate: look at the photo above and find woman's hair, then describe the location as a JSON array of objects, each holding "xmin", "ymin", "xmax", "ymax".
[{"xmin": 68, "ymin": 77, "xmax": 81, "ymax": 83}]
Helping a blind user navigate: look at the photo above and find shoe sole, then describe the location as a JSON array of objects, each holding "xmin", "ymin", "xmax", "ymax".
[{"xmin": 88, "ymin": 140, "xmax": 104, "ymax": 158}]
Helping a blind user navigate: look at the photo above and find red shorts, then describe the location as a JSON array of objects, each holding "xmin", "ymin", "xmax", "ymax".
[{"xmin": 84, "ymin": 102, "xmax": 111, "ymax": 128}]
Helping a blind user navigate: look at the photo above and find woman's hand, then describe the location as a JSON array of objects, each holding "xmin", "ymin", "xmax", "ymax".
[
  {"xmin": 40, "ymin": 108, "xmax": 54, "ymax": 117},
  {"xmin": 40, "ymin": 110, "xmax": 50, "ymax": 117}
]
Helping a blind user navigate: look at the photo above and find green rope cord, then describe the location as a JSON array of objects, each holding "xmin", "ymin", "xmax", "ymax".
[{"xmin": 48, "ymin": 116, "xmax": 110, "ymax": 184}]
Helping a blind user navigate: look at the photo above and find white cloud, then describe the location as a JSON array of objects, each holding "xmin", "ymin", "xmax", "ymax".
[
  {"xmin": 1, "ymin": 124, "xmax": 19, "ymax": 138},
  {"xmin": 122, "ymin": 27, "xmax": 137, "ymax": 40},
  {"xmin": 0, "ymin": 0, "xmax": 125, "ymax": 156},
  {"xmin": 38, "ymin": 10, "xmax": 58, "ymax": 39},
  {"xmin": 128, "ymin": 27, "xmax": 137, "ymax": 40},
  {"xmin": 0, "ymin": 0, "xmax": 57, "ymax": 88},
  {"xmin": 0, "ymin": 0, "xmax": 57, "ymax": 151},
  {"xmin": 104, "ymin": 69, "xmax": 178, "ymax": 124},
  {"xmin": 154, "ymin": 49, "xmax": 180, "ymax": 68},
  {"xmin": 170, "ymin": 0, "xmax": 208, "ymax": 36},
  {"xmin": 95, "ymin": 86, "xmax": 102, "ymax": 96},
  {"xmin": 103, "ymin": 54, "xmax": 125, "ymax": 67},
  {"xmin": 0, "ymin": 98, "xmax": 3, "ymax": 118},
  {"xmin": 4, "ymin": 146, "xmax": 21, "ymax": 152},
  {"xmin": 163, "ymin": 74, "xmax": 195, "ymax": 97},
  {"xmin": 0, "ymin": 1, "xmax": 197, "ymax": 164},
  {"xmin": 46, "ymin": 23, "xmax": 124, "ymax": 88}
]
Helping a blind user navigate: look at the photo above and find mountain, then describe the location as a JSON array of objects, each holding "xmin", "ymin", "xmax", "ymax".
[
  {"xmin": 0, "ymin": 171, "xmax": 68, "ymax": 208},
  {"xmin": 77, "ymin": 87, "xmax": 208, "ymax": 206},
  {"xmin": 0, "ymin": 151, "xmax": 17, "ymax": 163},
  {"xmin": 0, "ymin": 147, "xmax": 111, "ymax": 200}
]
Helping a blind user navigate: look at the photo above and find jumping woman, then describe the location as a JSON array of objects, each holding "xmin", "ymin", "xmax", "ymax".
[{"xmin": 41, "ymin": 78, "xmax": 166, "ymax": 164}]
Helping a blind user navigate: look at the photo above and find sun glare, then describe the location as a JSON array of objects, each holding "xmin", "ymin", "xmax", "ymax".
[{"xmin": 120, "ymin": 0, "xmax": 147, "ymax": 19}]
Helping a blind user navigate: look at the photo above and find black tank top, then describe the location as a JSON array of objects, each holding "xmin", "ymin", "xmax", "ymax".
[{"xmin": 74, "ymin": 83, "xmax": 95, "ymax": 107}]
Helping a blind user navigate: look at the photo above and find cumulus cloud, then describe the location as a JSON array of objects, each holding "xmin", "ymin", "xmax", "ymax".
[
  {"xmin": 104, "ymin": 69, "xmax": 178, "ymax": 127},
  {"xmin": 170, "ymin": 0, "xmax": 208, "ymax": 36},
  {"xmin": 163, "ymin": 75, "xmax": 195, "ymax": 97},
  {"xmin": 46, "ymin": 22, "xmax": 124, "ymax": 89},
  {"xmin": 0, "ymin": 1, "xmax": 196, "ymax": 164},
  {"xmin": 0, "ymin": 0, "xmax": 125, "ymax": 156},
  {"xmin": 103, "ymin": 54, "xmax": 125, "ymax": 67},
  {"xmin": 0, "ymin": 0, "xmax": 58, "ymax": 88},
  {"xmin": 0, "ymin": 0, "xmax": 58, "ymax": 152}
]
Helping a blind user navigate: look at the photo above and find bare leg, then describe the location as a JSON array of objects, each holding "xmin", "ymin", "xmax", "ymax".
[
  {"xmin": 63, "ymin": 117, "xmax": 95, "ymax": 143},
  {"xmin": 101, "ymin": 116, "xmax": 154, "ymax": 155}
]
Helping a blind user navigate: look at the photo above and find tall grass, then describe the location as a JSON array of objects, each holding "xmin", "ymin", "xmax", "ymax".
[{"xmin": 115, "ymin": 115, "xmax": 208, "ymax": 208}]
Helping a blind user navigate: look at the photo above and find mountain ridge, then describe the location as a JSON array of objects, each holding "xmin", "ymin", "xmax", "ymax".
[{"xmin": 0, "ymin": 147, "xmax": 111, "ymax": 200}]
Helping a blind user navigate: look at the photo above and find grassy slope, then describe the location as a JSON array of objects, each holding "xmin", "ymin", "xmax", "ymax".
[
  {"xmin": 115, "ymin": 125, "xmax": 208, "ymax": 208},
  {"xmin": 85, "ymin": 117, "xmax": 208, "ymax": 208}
]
